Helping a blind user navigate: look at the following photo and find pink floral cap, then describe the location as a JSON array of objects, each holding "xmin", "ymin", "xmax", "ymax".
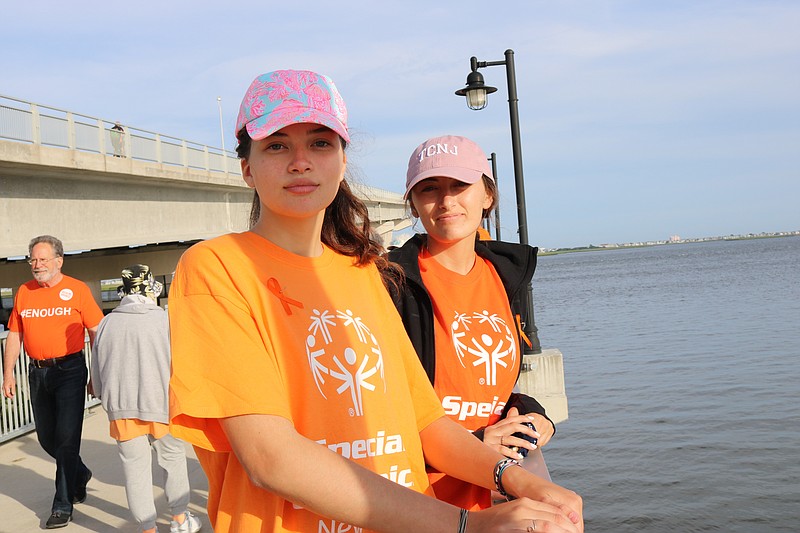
[
  {"xmin": 235, "ymin": 70, "xmax": 349, "ymax": 142},
  {"xmin": 404, "ymin": 135, "xmax": 494, "ymax": 199}
]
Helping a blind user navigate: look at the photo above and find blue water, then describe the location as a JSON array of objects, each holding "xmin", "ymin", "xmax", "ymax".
[{"xmin": 534, "ymin": 236, "xmax": 800, "ymax": 532}]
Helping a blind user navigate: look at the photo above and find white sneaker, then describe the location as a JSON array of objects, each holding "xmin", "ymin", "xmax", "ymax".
[{"xmin": 170, "ymin": 511, "xmax": 202, "ymax": 533}]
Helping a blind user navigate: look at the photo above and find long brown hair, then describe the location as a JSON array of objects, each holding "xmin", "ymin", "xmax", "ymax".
[{"xmin": 235, "ymin": 128, "xmax": 403, "ymax": 289}]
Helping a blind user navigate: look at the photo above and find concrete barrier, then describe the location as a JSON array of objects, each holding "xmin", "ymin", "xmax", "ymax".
[{"xmin": 517, "ymin": 348, "xmax": 569, "ymax": 424}]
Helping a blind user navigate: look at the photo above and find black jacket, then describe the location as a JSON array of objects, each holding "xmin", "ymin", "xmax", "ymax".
[{"xmin": 388, "ymin": 234, "xmax": 553, "ymax": 438}]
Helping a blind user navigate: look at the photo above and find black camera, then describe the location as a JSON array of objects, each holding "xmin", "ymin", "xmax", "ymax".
[{"xmin": 510, "ymin": 422, "xmax": 538, "ymax": 458}]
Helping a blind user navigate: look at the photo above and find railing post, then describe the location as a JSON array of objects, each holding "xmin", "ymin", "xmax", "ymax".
[
  {"xmin": 97, "ymin": 119, "xmax": 106, "ymax": 155},
  {"xmin": 31, "ymin": 103, "xmax": 41, "ymax": 145},
  {"xmin": 67, "ymin": 112, "xmax": 76, "ymax": 149},
  {"xmin": 204, "ymin": 145, "xmax": 210, "ymax": 171},
  {"xmin": 181, "ymin": 140, "xmax": 188, "ymax": 168},
  {"xmin": 155, "ymin": 134, "xmax": 163, "ymax": 164}
]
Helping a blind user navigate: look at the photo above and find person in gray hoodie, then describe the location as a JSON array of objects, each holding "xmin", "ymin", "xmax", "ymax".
[{"xmin": 91, "ymin": 264, "xmax": 201, "ymax": 533}]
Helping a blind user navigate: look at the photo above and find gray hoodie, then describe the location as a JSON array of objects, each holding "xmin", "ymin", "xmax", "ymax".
[{"xmin": 91, "ymin": 294, "xmax": 171, "ymax": 424}]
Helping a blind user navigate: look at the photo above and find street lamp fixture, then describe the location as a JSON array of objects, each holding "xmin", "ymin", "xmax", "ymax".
[
  {"xmin": 455, "ymin": 68, "xmax": 497, "ymax": 110},
  {"xmin": 455, "ymin": 48, "xmax": 541, "ymax": 353}
]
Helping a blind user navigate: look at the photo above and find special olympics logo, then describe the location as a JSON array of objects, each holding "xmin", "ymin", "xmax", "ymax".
[
  {"xmin": 305, "ymin": 308, "xmax": 386, "ymax": 416},
  {"xmin": 451, "ymin": 310, "xmax": 516, "ymax": 386}
]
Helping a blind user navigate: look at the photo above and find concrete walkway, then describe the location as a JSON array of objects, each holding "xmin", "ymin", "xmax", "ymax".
[{"xmin": 0, "ymin": 406, "xmax": 210, "ymax": 532}]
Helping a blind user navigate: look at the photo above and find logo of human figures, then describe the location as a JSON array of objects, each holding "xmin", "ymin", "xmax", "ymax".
[
  {"xmin": 306, "ymin": 308, "xmax": 386, "ymax": 416},
  {"xmin": 451, "ymin": 310, "xmax": 516, "ymax": 386}
]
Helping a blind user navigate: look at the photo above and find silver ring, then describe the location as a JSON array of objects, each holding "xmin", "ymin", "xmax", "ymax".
[{"xmin": 526, "ymin": 519, "xmax": 536, "ymax": 531}]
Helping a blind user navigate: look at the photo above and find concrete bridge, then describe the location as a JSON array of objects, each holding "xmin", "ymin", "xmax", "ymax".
[{"xmin": 0, "ymin": 95, "xmax": 410, "ymax": 309}]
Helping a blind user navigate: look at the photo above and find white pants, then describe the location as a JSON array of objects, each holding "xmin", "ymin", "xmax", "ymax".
[{"xmin": 117, "ymin": 433, "xmax": 191, "ymax": 530}]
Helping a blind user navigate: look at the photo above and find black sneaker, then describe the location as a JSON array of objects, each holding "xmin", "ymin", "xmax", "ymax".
[
  {"xmin": 45, "ymin": 511, "xmax": 72, "ymax": 529},
  {"xmin": 73, "ymin": 468, "xmax": 92, "ymax": 504}
]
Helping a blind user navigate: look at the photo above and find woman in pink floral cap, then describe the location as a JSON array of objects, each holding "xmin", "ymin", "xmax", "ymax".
[{"xmin": 167, "ymin": 69, "xmax": 583, "ymax": 533}]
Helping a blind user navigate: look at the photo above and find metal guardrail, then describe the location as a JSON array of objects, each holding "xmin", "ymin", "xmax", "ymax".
[
  {"xmin": 0, "ymin": 330, "xmax": 100, "ymax": 444},
  {"xmin": 0, "ymin": 94, "xmax": 239, "ymax": 175}
]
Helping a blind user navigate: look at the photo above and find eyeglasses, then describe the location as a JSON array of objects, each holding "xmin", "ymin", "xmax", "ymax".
[{"xmin": 27, "ymin": 257, "xmax": 57, "ymax": 266}]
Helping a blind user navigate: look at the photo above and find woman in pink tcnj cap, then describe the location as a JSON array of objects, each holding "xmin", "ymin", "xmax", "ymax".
[
  {"xmin": 167, "ymin": 71, "xmax": 582, "ymax": 533},
  {"xmin": 389, "ymin": 135, "xmax": 558, "ymax": 512}
]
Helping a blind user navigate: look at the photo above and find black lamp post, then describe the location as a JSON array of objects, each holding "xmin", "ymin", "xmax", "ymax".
[
  {"xmin": 455, "ymin": 48, "xmax": 541, "ymax": 354},
  {"xmin": 488, "ymin": 152, "xmax": 501, "ymax": 240}
]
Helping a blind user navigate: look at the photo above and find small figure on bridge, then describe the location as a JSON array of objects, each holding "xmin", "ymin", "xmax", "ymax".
[
  {"xmin": 110, "ymin": 121, "xmax": 125, "ymax": 157},
  {"xmin": 2, "ymin": 235, "xmax": 102, "ymax": 529}
]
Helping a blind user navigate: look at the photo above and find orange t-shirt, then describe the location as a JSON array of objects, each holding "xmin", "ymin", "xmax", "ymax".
[
  {"xmin": 111, "ymin": 420, "xmax": 169, "ymax": 441},
  {"xmin": 8, "ymin": 275, "xmax": 103, "ymax": 359},
  {"xmin": 168, "ymin": 232, "xmax": 444, "ymax": 533},
  {"xmin": 419, "ymin": 249, "xmax": 521, "ymax": 510}
]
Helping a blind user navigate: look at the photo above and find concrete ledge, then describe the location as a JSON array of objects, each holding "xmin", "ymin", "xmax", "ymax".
[{"xmin": 517, "ymin": 348, "xmax": 569, "ymax": 424}]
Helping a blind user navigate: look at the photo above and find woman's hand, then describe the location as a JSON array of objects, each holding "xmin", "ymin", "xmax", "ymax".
[
  {"xmin": 483, "ymin": 407, "xmax": 552, "ymax": 459},
  {"xmin": 500, "ymin": 466, "xmax": 584, "ymax": 532},
  {"xmin": 469, "ymin": 497, "xmax": 582, "ymax": 532},
  {"xmin": 421, "ymin": 416, "xmax": 583, "ymax": 531},
  {"xmin": 527, "ymin": 413, "xmax": 554, "ymax": 447}
]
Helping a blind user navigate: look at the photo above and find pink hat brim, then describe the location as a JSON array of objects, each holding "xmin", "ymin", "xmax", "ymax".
[
  {"xmin": 245, "ymin": 108, "xmax": 350, "ymax": 143},
  {"xmin": 404, "ymin": 167, "xmax": 488, "ymax": 199}
]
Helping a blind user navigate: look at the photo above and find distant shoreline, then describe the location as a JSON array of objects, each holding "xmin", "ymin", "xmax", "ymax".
[{"xmin": 539, "ymin": 231, "xmax": 800, "ymax": 256}]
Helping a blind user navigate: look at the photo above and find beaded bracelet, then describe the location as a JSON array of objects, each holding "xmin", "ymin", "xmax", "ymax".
[
  {"xmin": 457, "ymin": 508, "xmax": 469, "ymax": 533},
  {"xmin": 493, "ymin": 457, "xmax": 520, "ymax": 499}
]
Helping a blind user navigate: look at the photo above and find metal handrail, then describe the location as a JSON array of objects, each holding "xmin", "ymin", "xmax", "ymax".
[
  {"xmin": 0, "ymin": 330, "xmax": 100, "ymax": 443},
  {"xmin": 0, "ymin": 93, "xmax": 240, "ymax": 175}
]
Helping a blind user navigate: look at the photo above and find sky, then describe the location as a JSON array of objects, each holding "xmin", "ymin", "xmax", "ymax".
[{"xmin": 2, "ymin": 0, "xmax": 798, "ymax": 249}]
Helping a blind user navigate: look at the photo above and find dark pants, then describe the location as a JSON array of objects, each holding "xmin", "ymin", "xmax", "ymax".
[{"xmin": 28, "ymin": 354, "xmax": 90, "ymax": 514}]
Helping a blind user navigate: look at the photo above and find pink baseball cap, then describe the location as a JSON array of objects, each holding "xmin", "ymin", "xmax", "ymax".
[
  {"xmin": 235, "ymin": 70, "xmax": 349, "ymax": 142},
  {"xmin": 404, "ymin": 135, "xmax": 494, "ymax": 199}
]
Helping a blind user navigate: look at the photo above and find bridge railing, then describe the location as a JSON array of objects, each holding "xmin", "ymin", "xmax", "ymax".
[
  {"xmin": 0, "ymin": 94, "xmax": 239, "ymax": 175},
  {"xmin": 0, "ymin": 330, "xmax": 100, "ymax": 444}
]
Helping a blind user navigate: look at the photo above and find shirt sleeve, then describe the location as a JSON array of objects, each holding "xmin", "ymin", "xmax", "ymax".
[
  {"xmin": 168, "ymin": 244, "xmax": 292, "ymax": 452},
  {"xmin": 7, "ymin": 287, "xmax": 25, "ymax": 333},
  {"xmin": 403, "ymin": 340, "xmax": 446, "ymax": 432},
  {"xmin": 79, "ymin": 281, "xmax": 104, "ymax": 329},
  {"xmin": 375, "ymin": 280, "xmax": 444, "ymax": 433}
]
